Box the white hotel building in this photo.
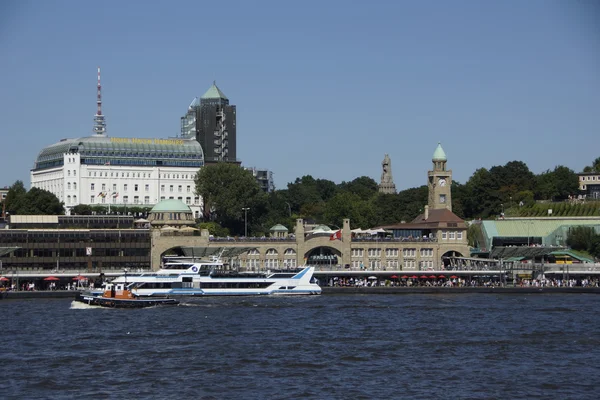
[31,135,205,217]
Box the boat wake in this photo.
[70,300,102,309]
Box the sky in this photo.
[1,0,599,191]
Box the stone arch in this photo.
[265,248,279,269]
[303,245,342,267]
[283,248,297,269]
[441,250,465,268]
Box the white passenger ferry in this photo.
[109,258,322,296]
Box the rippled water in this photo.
[1,294,599,399]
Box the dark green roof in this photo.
[34,136,204,170]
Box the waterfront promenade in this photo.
[3,286,600,300]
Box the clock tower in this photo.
[427,142,452,211]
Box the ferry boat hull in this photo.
[109,264,322,297]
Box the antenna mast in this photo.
[93,66,106,135]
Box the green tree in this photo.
[395,186,429,222]
[463,168,497,218]
[566,226,600,258]
[582,157,600,173]
[286,175,324,215]
[338,176,378,199]
[72,204,93,215]
[194,163,263,234]
[5,182,64,215]
[21,187,64,215]
[198,221,230,237]
[4,180,27,215]
[535,166,579,201]
[323,191,376,229]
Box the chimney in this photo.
[424,205,429,220]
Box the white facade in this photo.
[31,136,205,218]
[32,155,203,217]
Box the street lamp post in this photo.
[242,207,250,237]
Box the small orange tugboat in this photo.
[75,283,179,308]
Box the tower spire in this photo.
[93,66,107,135]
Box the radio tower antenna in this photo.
[93,66,107,135]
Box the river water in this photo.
[1,294,599,399]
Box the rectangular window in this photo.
[187,185,191,193]
[194,197,199,204]
[185,197,191,205]
[160,196,165,200]
[351,248,364,257]
[124,184,128,192]
[112,184,117,191]
[457,232,463,240]
[101,183,106,191]
[441,231,447,240]
[403,248,416,257]
[134,196,139,204]
[145,184,150,192]
[169,185,174,192]
[178,185,182,193]
[385,248,399,257]
[123,196,128,204]
[161,185,165,192]
[90,183,95,191]
[144,196,150,204]
[90,196,95,204]
[134,184,139,192]
[420,248,433,257]
[449,232,456,240]
[367,248,381,257]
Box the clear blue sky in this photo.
[1,0,598,191]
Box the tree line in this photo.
[2,157,598,238]
[194,158,597,237]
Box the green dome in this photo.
[270,224,289,232]
[432,142,447,161]
[150,199,192,213]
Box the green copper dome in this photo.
[432,142,447,161]
[150,199,192,213]
[270,224,289,232]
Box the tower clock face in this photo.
[438,178,446,187]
